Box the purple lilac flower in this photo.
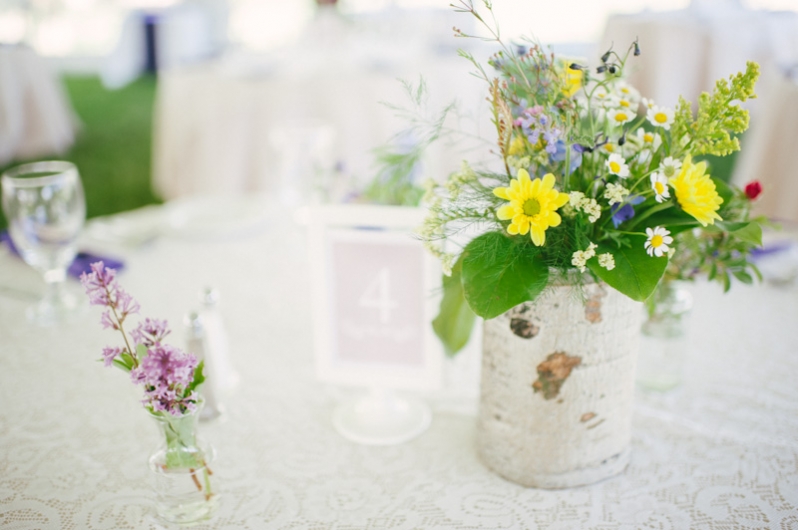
[102,346,124,367]
[82,261,201,418]
[131,318,170,347]
[611,195,645,227]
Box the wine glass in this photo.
[1,161,86,325]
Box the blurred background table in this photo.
[0,199,796,529]
[0,44,76,166]
[151,53,486,201]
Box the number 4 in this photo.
[359,268,398,323]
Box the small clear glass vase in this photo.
[148,403,218,524]
[637,282,693,391]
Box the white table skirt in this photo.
[0,45,76,166]
[600,8,798,109]
[0,201,796,529]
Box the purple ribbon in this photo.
[1,231,125,278]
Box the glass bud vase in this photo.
[637,282,693,391]
[148,402,218,524]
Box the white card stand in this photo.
[308,205,444,446]
[332,387,431,446]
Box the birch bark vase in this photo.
[477,280,642,488]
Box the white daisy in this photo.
[647,105,674,130]
[641,97,656,110]
[609,108,634,126]
[601,142,618,155]
[635,128,662,151]
[598,253,615,270]
[645,226,673,257]
[650,172,670,203]
[616,82,641,103]
[605,153,630,178]
[604,182,630,205]
[659,156,682,178]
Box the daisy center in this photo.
[655,182,665,194]
[609,161,621,173]
[650,234,664,248]
[654,112,668,124]
[523,198,541,216]
[663,166,675,177]
[644,133,654,143]
[604,144,614,153]
[619,100,630,108]
[614,112,628,122]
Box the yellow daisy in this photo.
[494,169,570,246]
[669,155,723,226]
[562,67,583,98]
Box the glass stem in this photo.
[42,269,66,307]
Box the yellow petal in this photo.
[497,205,515,220]
[541,173,556,191]
[553,192,570,208]
[507,222,520,235]
[493,187,509,200]
[518,218,530,235]
[530,226,546,246]
[517,168,530,184]
[529,178,541,197]
[547,211,562,227]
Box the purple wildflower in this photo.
[611,195,645,227]
[102,346,124,367]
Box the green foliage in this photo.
[432,255,477,356]
[0,75,160,230]
[186,361,206,395]
[672,62,760,157]
[362,78,455,206]
[587,236,668,301]
[461,232,549,318]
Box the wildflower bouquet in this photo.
[421,1,763,354]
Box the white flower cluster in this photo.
[598,253,615,270]
[603,182,630,206]
[568,191,602,223]
[572,243,616,273]
[417,210,455,276]
[445,161,477,199]
[571,242,598,273]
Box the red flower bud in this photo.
[744,180,762,200]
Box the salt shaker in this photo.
[185,312,223,421]
[199,287,239,389]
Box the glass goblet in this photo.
[1,161,86,325]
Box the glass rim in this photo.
[1,161,78,188]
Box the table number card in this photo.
[309,205,443,392]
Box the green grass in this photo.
[0,75,159,230]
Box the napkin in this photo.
[0,231,125,278]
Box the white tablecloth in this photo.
[600,8,798,108]
[151,51,489,201]
[0,201,797,529]
[0,45,76,166]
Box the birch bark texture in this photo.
[477,281,643,488]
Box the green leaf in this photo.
[713,177,734,206]
[717,221,763,246]
[186,360,205,395]
[587,235,669,302]
[432,255,477,357]
[136,343,148,360]
[636,207,698,235]
[112,358,131,372]
[732,269,754,284]
[461,232,549,319]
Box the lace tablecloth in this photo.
[0,204,797,529]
